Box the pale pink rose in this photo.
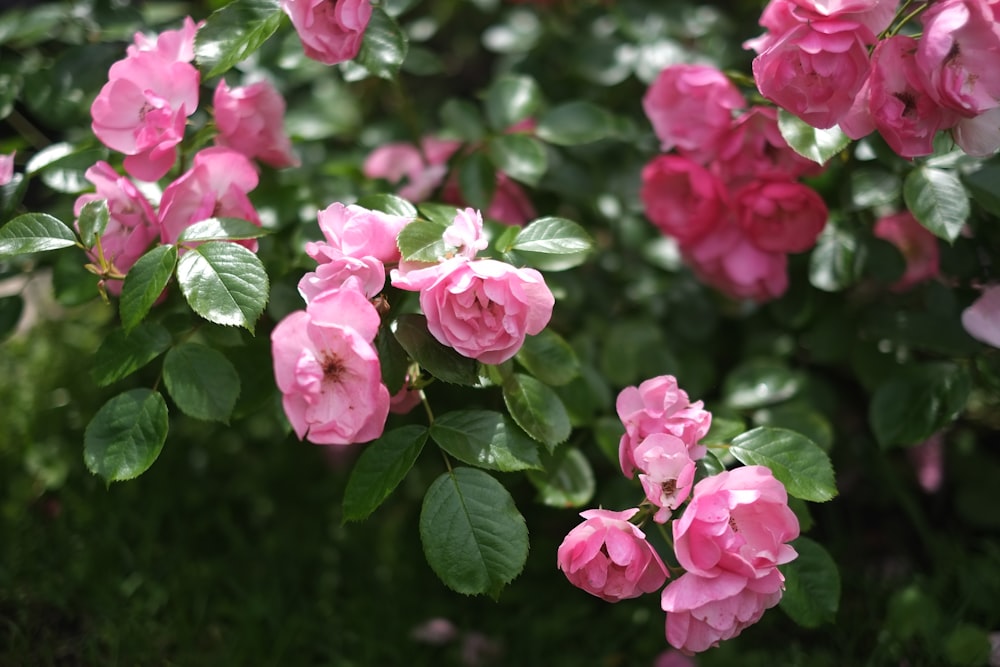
[953,106,1000,157]
[391,256,554,365]
[443,207,488,260]
[556,508,669,603]
[752,19,872,129]
[633,434,697,523]
[673,466,799,579]
[962,284,1000,348]
[298,253,386,302]
[91,51,200,181]
[640,155,729,245]
[127,16,200,63]
[0,151,14,186]
[734,179,828,253]
[617,375,712,478]
[213,80,299,169]
[662,569,785,655]
[642,64,746,160]
[271,287,390,445]
[309,202,411,264]
[873,211,940,291]
[715,107,822,187]
[281,0,372,65]
[682,221,789,302]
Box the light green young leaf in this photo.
[396,219,450,263]
[76,199,109,247]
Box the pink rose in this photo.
[673,466,799,579]
[298,253,386,303]
[908,432,945,494]
[391,256,554,365]
[640,155,729,245]
[308,202,411,265]
[73,162,160,291]
[751,19,872,129]
[271,287,390,445]
[0,151,14,186]
[617,375,711,478]
[556,508,669,603]
[682,221,789,302]
[642,64,746,161]
[389,378,423,415]
[158,147,261,246]
[633,434,697,524]
[661,569,785,655]
[127,16,200,63]
[715,107,822,187]
[281,0,372,65]
[213,80,299,169]
[961,285,1000,348]
[485,173,537,226]
[443,207,488,260]
[747,0,894,52]
[872,211,940,291]
[734,179,828,253]
[952,106,1000,157]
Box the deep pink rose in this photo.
[281,0,372,65]
[747,0,894,52]
[0,151,14,186]
[715,107,822,186]
[682,221,789,302]
[271,287,390,445]
[158,147,261,246]
[642,64,746,160]
[640,155,729,245]
[962,285,1000,348]
[872,211,940,291]
[298,253,386,303]
[633,434,697,524]
[617,375,711,478]
[661,569,785,655]
[213,79,299,169]
[673,466,799,579]
[734,179,828,253]
[557,508,669,603]
[127,16,200,63]
[391,256,554,365]
[308,202,411,265]
[752,19,872,129]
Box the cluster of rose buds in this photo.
[748,0,1000,158]
[557,375,800,654]
[640,64,828,303]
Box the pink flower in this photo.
[640,155,729,245]
[390,256,554,365]
[751,19,872,129]
[673,466,799,579]
[308,202,411,265]
[0,151,14,186]
[127,16,200,63]
[298,253,386,302]
[633,434,697,523]
[557,508,669,603]
[952,106,1000,157]
[908,432,945,494]
[734,179,828,253]
[617,375,712,478]
[962,285,1000,348]
[73,162,160,291]
[642,64,746,161]
[715,107,822,187]
[443,207,488,259]
[872,211,940,291]
[661,569,785,655]
[652,649,697,667]
[158,147,261,246]
[271,287,390,445]
[682,221,789,302]
[389,379,423,415]
[213,80,299,169]
[281,0,372,66]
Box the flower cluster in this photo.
[640,64,828,303]
[748,0,1000,158]
[557,375,800,655]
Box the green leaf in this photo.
[502,372,571,451]
[962,164,1000,217]
[512,216,593,255]
[91,322,172,387]
[176,242,269,333]
[375,327,409,394]
[119,245,177,334]
[702,414,747,447]
[488,134,546,186]
[870,362,971,448]
[903,166,970,243]
[162,343,240,423]
[754,403,834,451]
[440,98,485,142]
[722,359,803,410]
[395,219,449,263]
[419,467,528,597]
[526,447,595,508]
[84,388,169,482]
[343,425,428,522]
[31,147,107,194]
[194,0,283,78]
[354,6,408,79]
[391,314,479,386]
[536,101,617,146]
[76,199,109,247]
[0,294,23,339]
[484,74,542,131]
[356,193,418,219]
[809,222,865,292]
[779,109,850,164]
[178,218,267,243]
[0,213,77,257]
[457,151,496,213]
[515,329,579,386]
[729,427,837,502]
[779,537,840,627]
[430,410,542,472]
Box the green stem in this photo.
[4,108,51,149]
